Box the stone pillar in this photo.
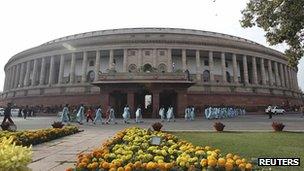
[138,49,143,68]
[101,91,110,112]
[9,67,14,89]
[4,70,8,91]
[94,50,101,82]
[284,65,289,88]
[69,53,76,84]
[290,69,295,90]
[182,49,186,71]
[81,51,88,83]
[31,59,38,86]
[123,49,127,72]
[39,57,46,85]
[243,55,249,84]
[209,51,215,82]
[24,61,31,87]
[152,91,160,118]
[6,68,10,90]
[10,67,15,89]
[109,49,114,69]
[127,92,135,115]
[58,55,65,85]
[153,49,157,68]
[11,65,17,89]
[294,70,299,90]
[268,60,274,86]
[221,52,227,83]
[274,62,280,86]
[232,54,238,83]
[177,90,187,117]
[49,56,55,85]
[252,56,258,84]
[195,50,201,81]
[167,49,172,72]
[14,64,21,88]
[19,62,25,87]
[279,63,285,87]
[260,58,266,85]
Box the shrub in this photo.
[151,122,163,131]
[52,121,64,128]
[213,122,225,132]
[272,122,285,131]
[0,136,32,170]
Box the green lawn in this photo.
[172,131,304,171]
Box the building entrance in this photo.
[109,91,127,118]
[134,89,153,118]
[160,90,177,113]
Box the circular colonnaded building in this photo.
[1,28,303,117]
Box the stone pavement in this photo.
[1,114,303,170]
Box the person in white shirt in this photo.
[159,106,165,122]
[135,105,143,123]
[93,105,103,124]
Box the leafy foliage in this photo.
[240,0,304,67]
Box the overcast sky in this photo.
[0,0,303,91]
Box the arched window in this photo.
[226,71,231,83]
[143,64,153,73]
[158,63,167,73]
[128,64,137,73]
[89,60,94,66]
[203,70,210,82]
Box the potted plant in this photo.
[52,121,64,128]
[213,122,225,132]
[272,122,285,131]
[152,122,163,131]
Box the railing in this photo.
[98,72,189,81]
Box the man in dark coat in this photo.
[1,103,15,125]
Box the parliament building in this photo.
[1,28,303,117]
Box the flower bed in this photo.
[0,126,80,146]
[0,136,32,171]
[69,127,253,171]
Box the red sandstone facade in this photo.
[1,28,303,117]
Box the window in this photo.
[204,60,209,66]
[145,51,150,56]
[225,62,229,68]
[128,64,137,73]
[128,50,136,56]
[89,60,94,66]
[159,51,165,56]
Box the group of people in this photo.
[204,106,246,119]
[60,104,248,124]
[60,104,148,125]
[184,106,196,121]
[158,106,175,122]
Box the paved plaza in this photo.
[1,114,304,170]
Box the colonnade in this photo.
[3,48,299,92]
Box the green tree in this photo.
[240,0,304,67]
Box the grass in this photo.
[172,131,304,171]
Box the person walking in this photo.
[159,106,165,122]
[190,106,195,121]
[86,107,94,123]
[61,104,70,123]
[122,105,130,124]
[184,106,190,121]
[106,105,117,124]
[76,104,85,124]
[166,106,175,122]
[135,105,142,123]
[23,105,29,119]
[93,105,103,124]
[1,103,15,126]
